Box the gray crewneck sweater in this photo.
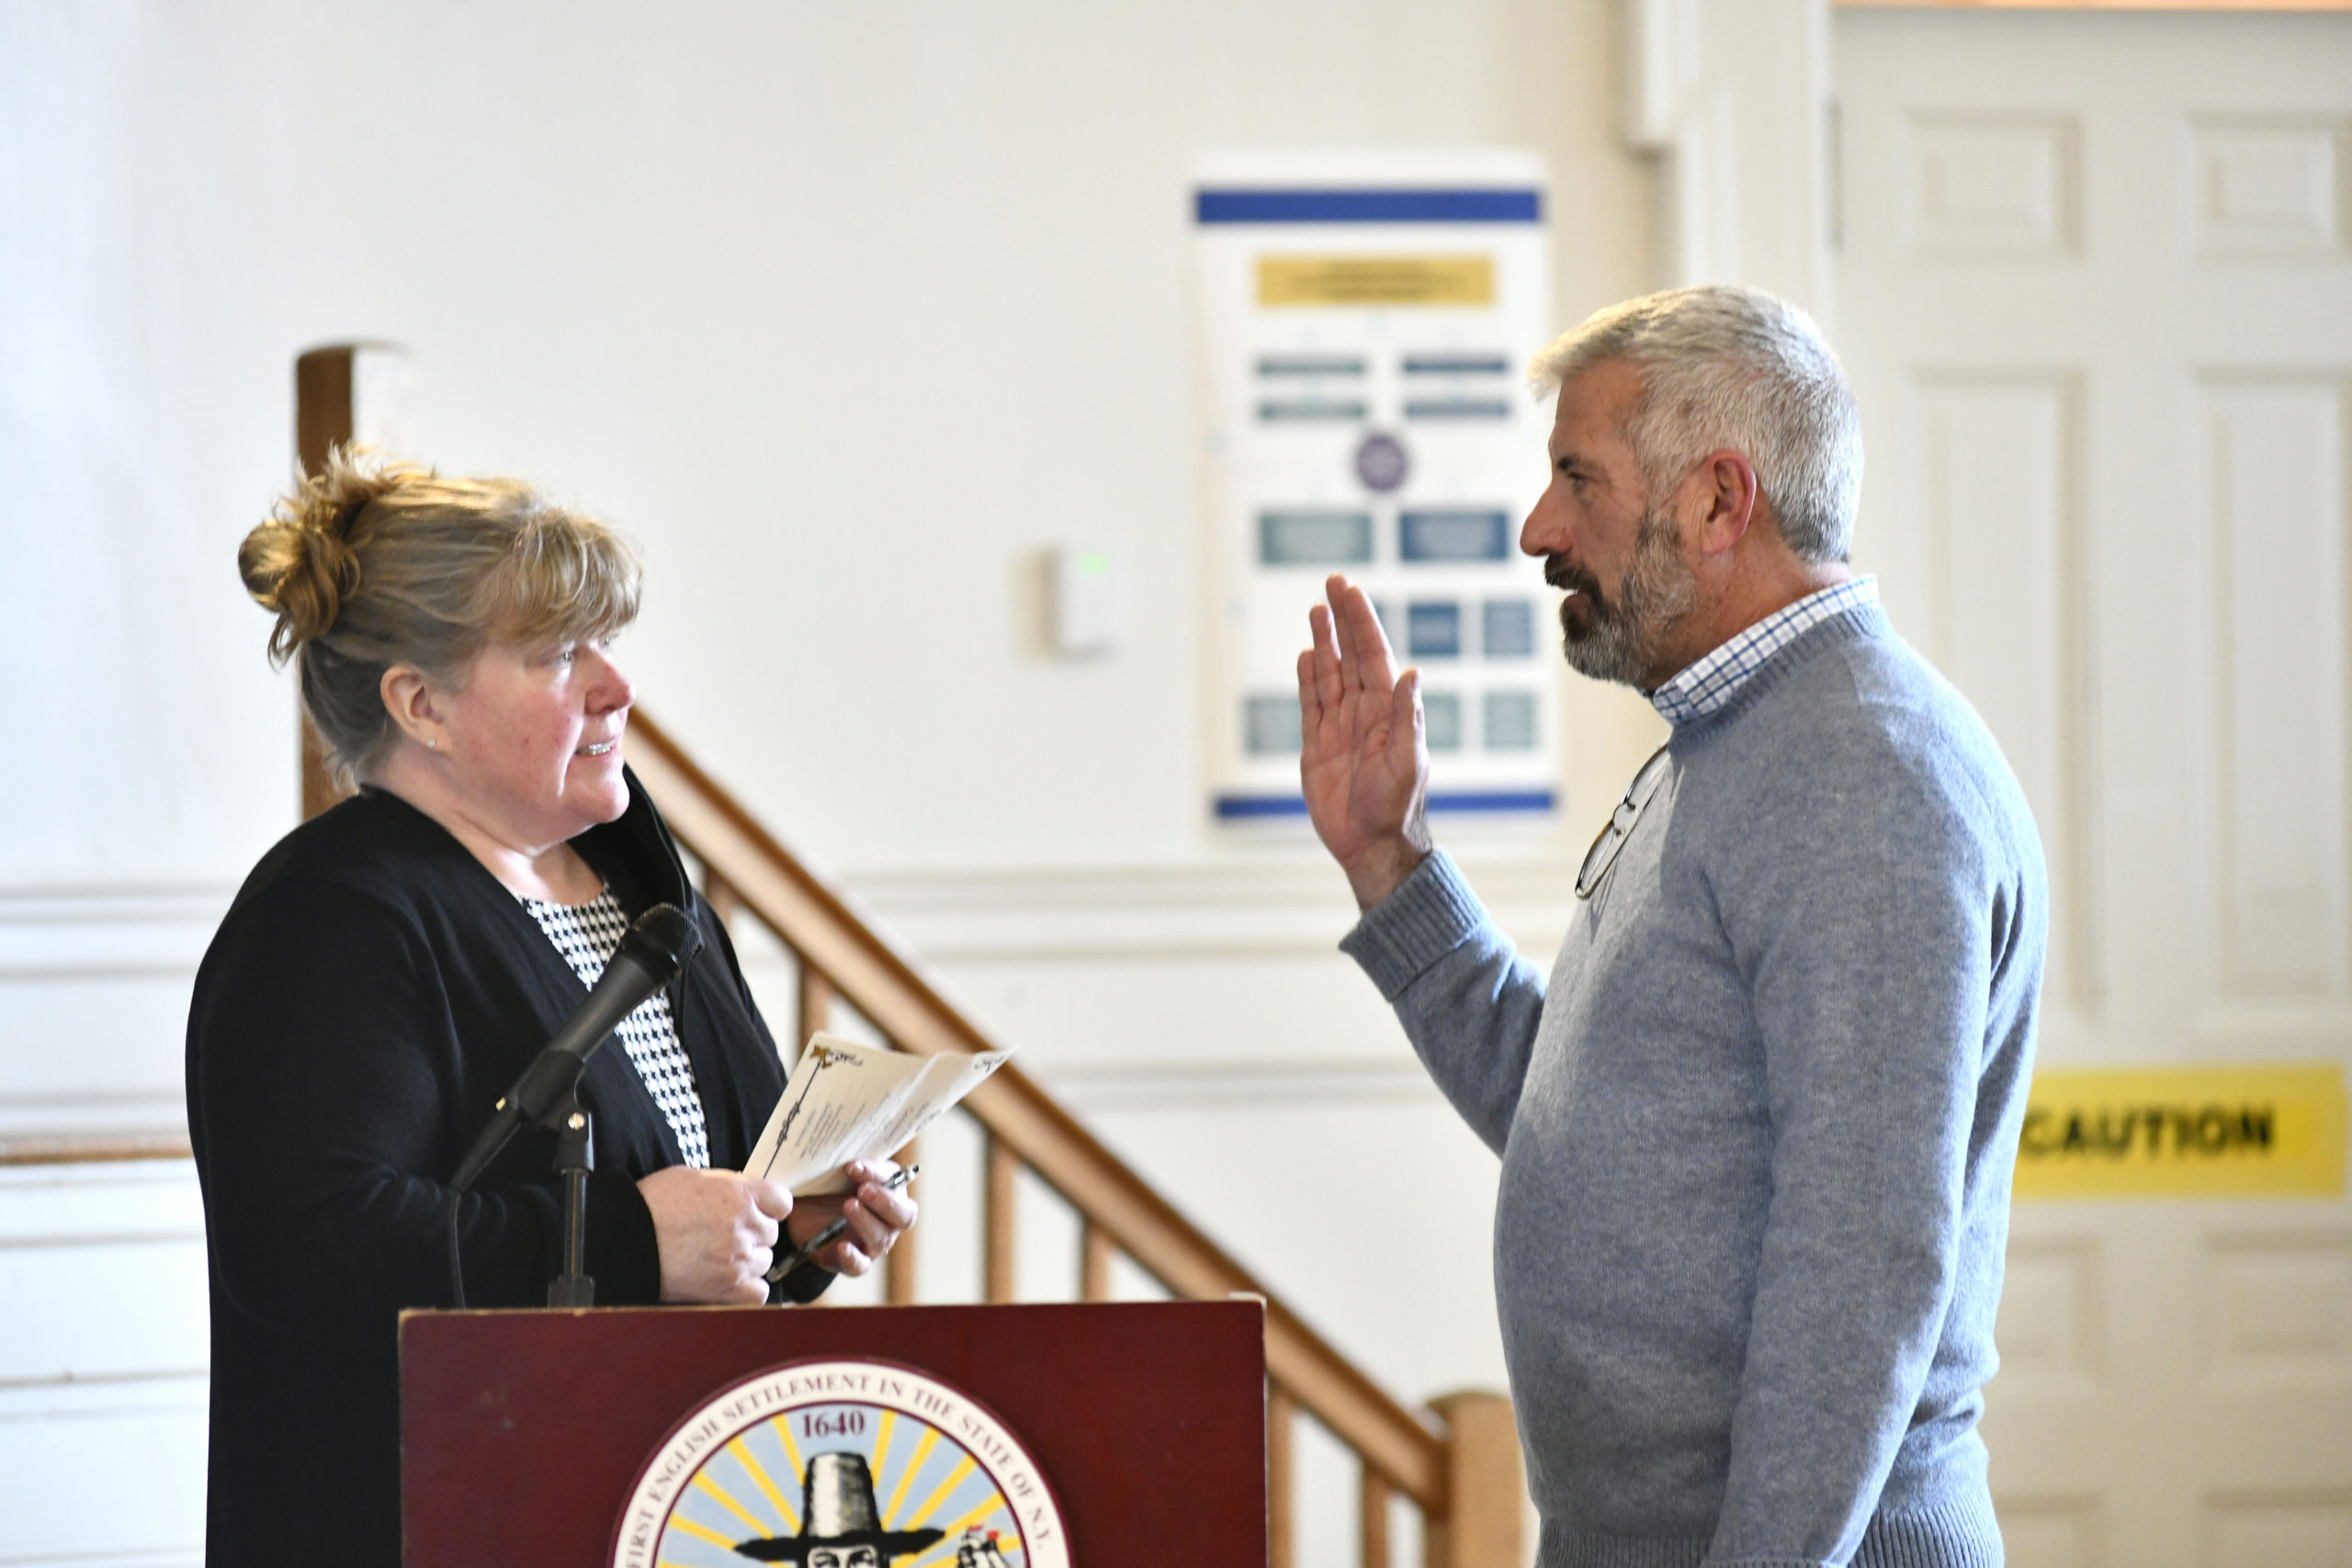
[1343,605,2045,1568]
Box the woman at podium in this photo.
[187,447,917,1568]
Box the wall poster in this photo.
[1193,150,1557,822]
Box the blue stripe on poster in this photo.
[1195,189,1543,225]
[1213,794,1313,819]
[1214,789,1555,818]
[1428,789,1555,813]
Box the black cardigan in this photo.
[186,770,817,1567]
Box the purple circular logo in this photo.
[1353,432,1409,493]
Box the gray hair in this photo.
[1529,285,1863,563]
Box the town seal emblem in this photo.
[611,1358,1068,1568]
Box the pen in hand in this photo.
[765,1165,919,1283]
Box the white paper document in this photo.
[745,1032,1014,1194]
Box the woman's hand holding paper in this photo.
[786,1159,918,1278]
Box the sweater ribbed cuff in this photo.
[1844,1492,2004,1568]
[1542,1529,1708,1568]
[1537,1487,2001,1568]
[1337,849,1489,1000]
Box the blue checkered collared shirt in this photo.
[1648,576,1882,726]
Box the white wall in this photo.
[3,0,1661,891]
[2,3,1668,1561]
[0,0,1670,1102]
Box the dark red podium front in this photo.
[401,1299,1267,1566]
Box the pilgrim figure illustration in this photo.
[731,1452,946,1565]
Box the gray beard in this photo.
[1556,507,1697,688]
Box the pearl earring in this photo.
[426,738,438,750]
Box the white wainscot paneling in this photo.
[2190,119,2347,260]
[0,1159,209,1567]
[2205,1490,2352,1568]
[1080,1095,1512,1400]
[1996,1495,2102,1568]
[837,856,1575,968]
[0,886,230,1137]
[1996,1235,2101,1393]
[2200,1232,2352,1392]
[2197,379,2351,1020]
[1906,113,2080,259]
[825,854,1573,1092]
[1914,375,2096,1018]
[803,857,1564,1409]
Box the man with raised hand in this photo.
[1300,285,2046,1568]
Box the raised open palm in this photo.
[1297,574,1432,908]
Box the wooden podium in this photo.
[401,1299,1267,1565]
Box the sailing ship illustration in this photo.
[954,1528,1014,1567]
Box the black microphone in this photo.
[447,902,703,1193]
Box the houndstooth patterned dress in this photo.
[517,888,711,1168]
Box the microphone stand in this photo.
[441,902,700,1312]
[547,1093,596,1307]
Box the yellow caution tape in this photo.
[2013,1063,2347,1200]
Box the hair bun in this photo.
[238,445,424,663]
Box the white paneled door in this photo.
[1836,11,2352,1564]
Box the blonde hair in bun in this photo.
[239,445,642,785]
[240,449,415,663]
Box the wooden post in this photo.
[702,869,742,931]
[796,963,834,1049]
[292,346,355,822]
[883,1139,920,1305]
[1268,1383,1296,1568]
[1423,1391,1523,1568]
[1361,1467,1392,1568]
[983,1134,1020,1303]
[290,342,414,821]
[295,346,356,476]
[1079,1221,1115,1302]
[789,960,847,1304]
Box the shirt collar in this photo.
[1648,576,1881,726]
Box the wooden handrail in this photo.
[624,710,1456,1512]
[0,1131,194,1166]
[270,340,1516,1562]
[5,706,1512,1551]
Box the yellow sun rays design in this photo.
[882,1425,943,1527]
[726,1435,800,1534]
[905,1454,978,1528]
[665,1400,1028,1568]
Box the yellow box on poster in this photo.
[2012,1063,2347,1200]
[1255,254,1495,308]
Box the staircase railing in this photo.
[625,710,1524,1568]
[268,344,1523,1562]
